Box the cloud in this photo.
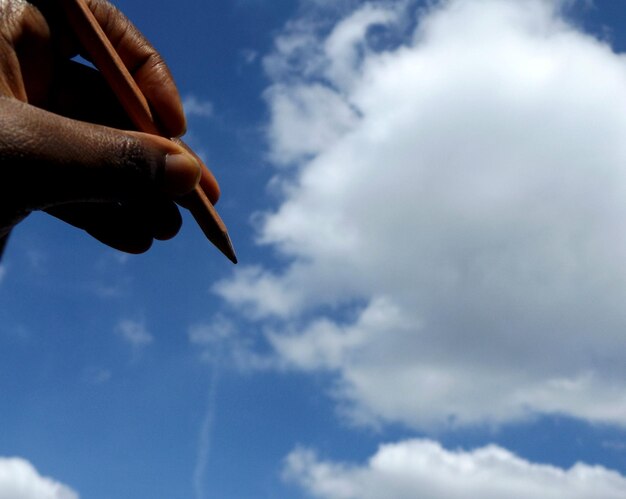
[26,249,48,273]
[116,319,153,348]
[240,49,259,65]
[0,457,78,499]
[283,439,626,499]
[188,316,266,499]
[189,315,237,346]
[183,95,214,119]
[216,0,626,428]
[192,359,220,499]
[189,315,275,371]
[81,367,112,384]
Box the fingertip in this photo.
[86,227,154,254]
[164,151,202,196]
[171,138,220,204]
[150,197,183,241]
[199,169,221,204]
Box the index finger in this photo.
[81,0,187,138]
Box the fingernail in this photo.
[165,152,201,196]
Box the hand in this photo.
[0,0,219,254]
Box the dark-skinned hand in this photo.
[0,0,220,255]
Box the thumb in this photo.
[0,96,201,211]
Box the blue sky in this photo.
[6,0,626,498]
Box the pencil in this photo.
[60,0,237,264]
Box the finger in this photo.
[82,0,186,137]
[30,0,186,137]
[5,2,53,105]
[44,62,222,206]
[47,196,183,253]
[48,202,153,254]
[48,196,183,242]
[29,0,185,137]
[0,96,201,211]
[172,138,221,205]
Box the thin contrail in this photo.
[193,358,220,499]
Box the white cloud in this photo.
[183,95,214,118]
[189,315,275,371]
[216,0,626,428]
[216,266,305,318]
[189,314,237,346]
[284,439,626,499]
[0,457,78,499]
[189,315,236,365]
[116,319,153,348]
[323,4,402,89]
[265,83,360,165]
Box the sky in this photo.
[6,0,626,497]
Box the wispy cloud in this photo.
[189,315,236,350]
[26,249,48,274]
[0,457,79,499]
[193,360,220,499]
[189,315,275,371]
[188,315,281,498]
[116,319,153,348]
[82,367,113,385]
[92,284,126,299]
[240,48,259,65]
[189,317,238,499]
[183,95,215,119]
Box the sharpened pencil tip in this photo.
[211,225,237,264]
[202,222,237,264]
[180,185,237,265]
[222,234,238,264]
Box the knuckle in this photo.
[112,134,157,188]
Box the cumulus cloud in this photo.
[116,319,153,348]
[0,458,78,499]
[284,439,626,499]
[216,0,626,429]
